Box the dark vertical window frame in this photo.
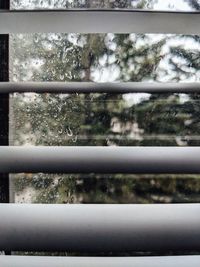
[0,0,11,256]
[0,0,10,204]
[0,36,9,204]
[0,0,9,9]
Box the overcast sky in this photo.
[154,0,193,10]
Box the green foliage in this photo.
[10,0,200,207]
[11,31,200,205]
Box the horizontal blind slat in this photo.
[0,11,199,34]
[0,146,200,174]
[1,255,200,267]
[0,204,200,252]
[0,82,199,93]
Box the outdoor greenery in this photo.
[11,0,200,11]
[9,0,200,206]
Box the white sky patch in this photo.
[123,93,151,106]
[91,65,121,82]
[179,93,190,103]
[154,0,192,11]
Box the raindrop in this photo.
[60,74,65,80]
[34,35,39,43]
[72,135,77,143]
[66,126,73,137]
[48,98,53,104]
[58,128,63,134]
[106,138,110,145]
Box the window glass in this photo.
[11,0,200,11]
[10,34,200,83]
[9,33,200,206]
[10,33,200,146]
[12,173,200,204]
[3,0,200,256]
[9,92,200,147]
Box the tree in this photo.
[10,0,200,205]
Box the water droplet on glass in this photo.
[58,128,63,134]
[72,135,77,143]
[60,74,65,80]
[34,35,39,43]
[66,126,73,137]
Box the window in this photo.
[1,0,200,259]
[8,30,200,205]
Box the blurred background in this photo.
[8,0,200,207]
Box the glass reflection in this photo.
[11,0,200,11]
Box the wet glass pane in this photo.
[9,33,200,146]
[9,92,200,146]
[11,174,200,204]
[9,32,200,208]
[11,0,200,11]
[10,34,200,83]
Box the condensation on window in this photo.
[11,0,200,11]
[12,173,200,204]
[9,32,200,205]
[9,92,200,147]
[9,33,200,146]
[10,33,200,83]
